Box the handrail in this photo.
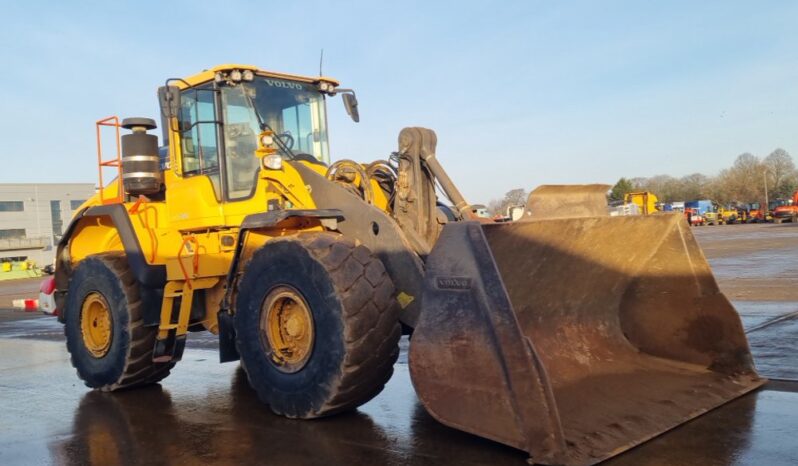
[177,236,200,289]
[96,116,124,204]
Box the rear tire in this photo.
[234,232,400,418]
[65,253,173,390]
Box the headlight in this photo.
[230,70,242,82]
[242,70,254,81]
[260,134,274,147]
[262,154,283,170]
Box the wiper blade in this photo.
[244,92,296,159]
[262,122,295,159]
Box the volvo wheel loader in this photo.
[56,64,764,465]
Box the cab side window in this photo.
[179,86,222,199]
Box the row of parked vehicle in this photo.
[622,191,798,226]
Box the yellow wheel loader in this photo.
[55,64,764,466]
[623,191,659,215]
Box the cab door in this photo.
[215,85,271,225]
[166,85,225,231]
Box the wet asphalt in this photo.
[1,222,798,465]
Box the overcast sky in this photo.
[1,0,796,203]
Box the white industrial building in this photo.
[0,183,96,265]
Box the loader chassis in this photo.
[58,64,764,466]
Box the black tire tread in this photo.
[239,232,401,418]
[301,233,401,416]
[66,253,174,391]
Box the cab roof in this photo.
[178,64,340,88]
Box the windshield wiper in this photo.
[244,93,296,159]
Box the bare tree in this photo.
[487,188,528,216]
[626,154,765,204]
[722,153,764,204]
[707,169,735,204]
[764,148,797,199]
[504,188,527,206]
[631,175,681,202]
[491,149,793,212]
[679,173,709,201]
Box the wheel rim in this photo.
[80,292,113,358]
[260,286,314,373]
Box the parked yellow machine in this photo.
[716,205,739,224]
[624,191,659,215]
[55,64,764,466]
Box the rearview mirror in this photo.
[158,85,181,119]
[341,92,360,123]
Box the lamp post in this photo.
[763,168,770,213]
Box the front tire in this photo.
[65,253,173,390]
[234,232,400,418]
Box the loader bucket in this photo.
[408,214,764,466]
[523,184,611,219]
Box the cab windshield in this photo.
[221,77,329,198]
[223,79,329,160]
[770,199,791,209]
[178,76,330,200]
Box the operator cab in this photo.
[158,65,358,202]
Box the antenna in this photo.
[319,49,324,76]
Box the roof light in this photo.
[317,81,336,94]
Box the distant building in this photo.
[0,183,95,265]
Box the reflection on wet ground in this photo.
[746,321,798,380]
[605,382,798,466]
[1,337,797,465]
[0,339,527,466]
[735,301,798,330]
[728,302,798,380]
[1,223,798,465]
